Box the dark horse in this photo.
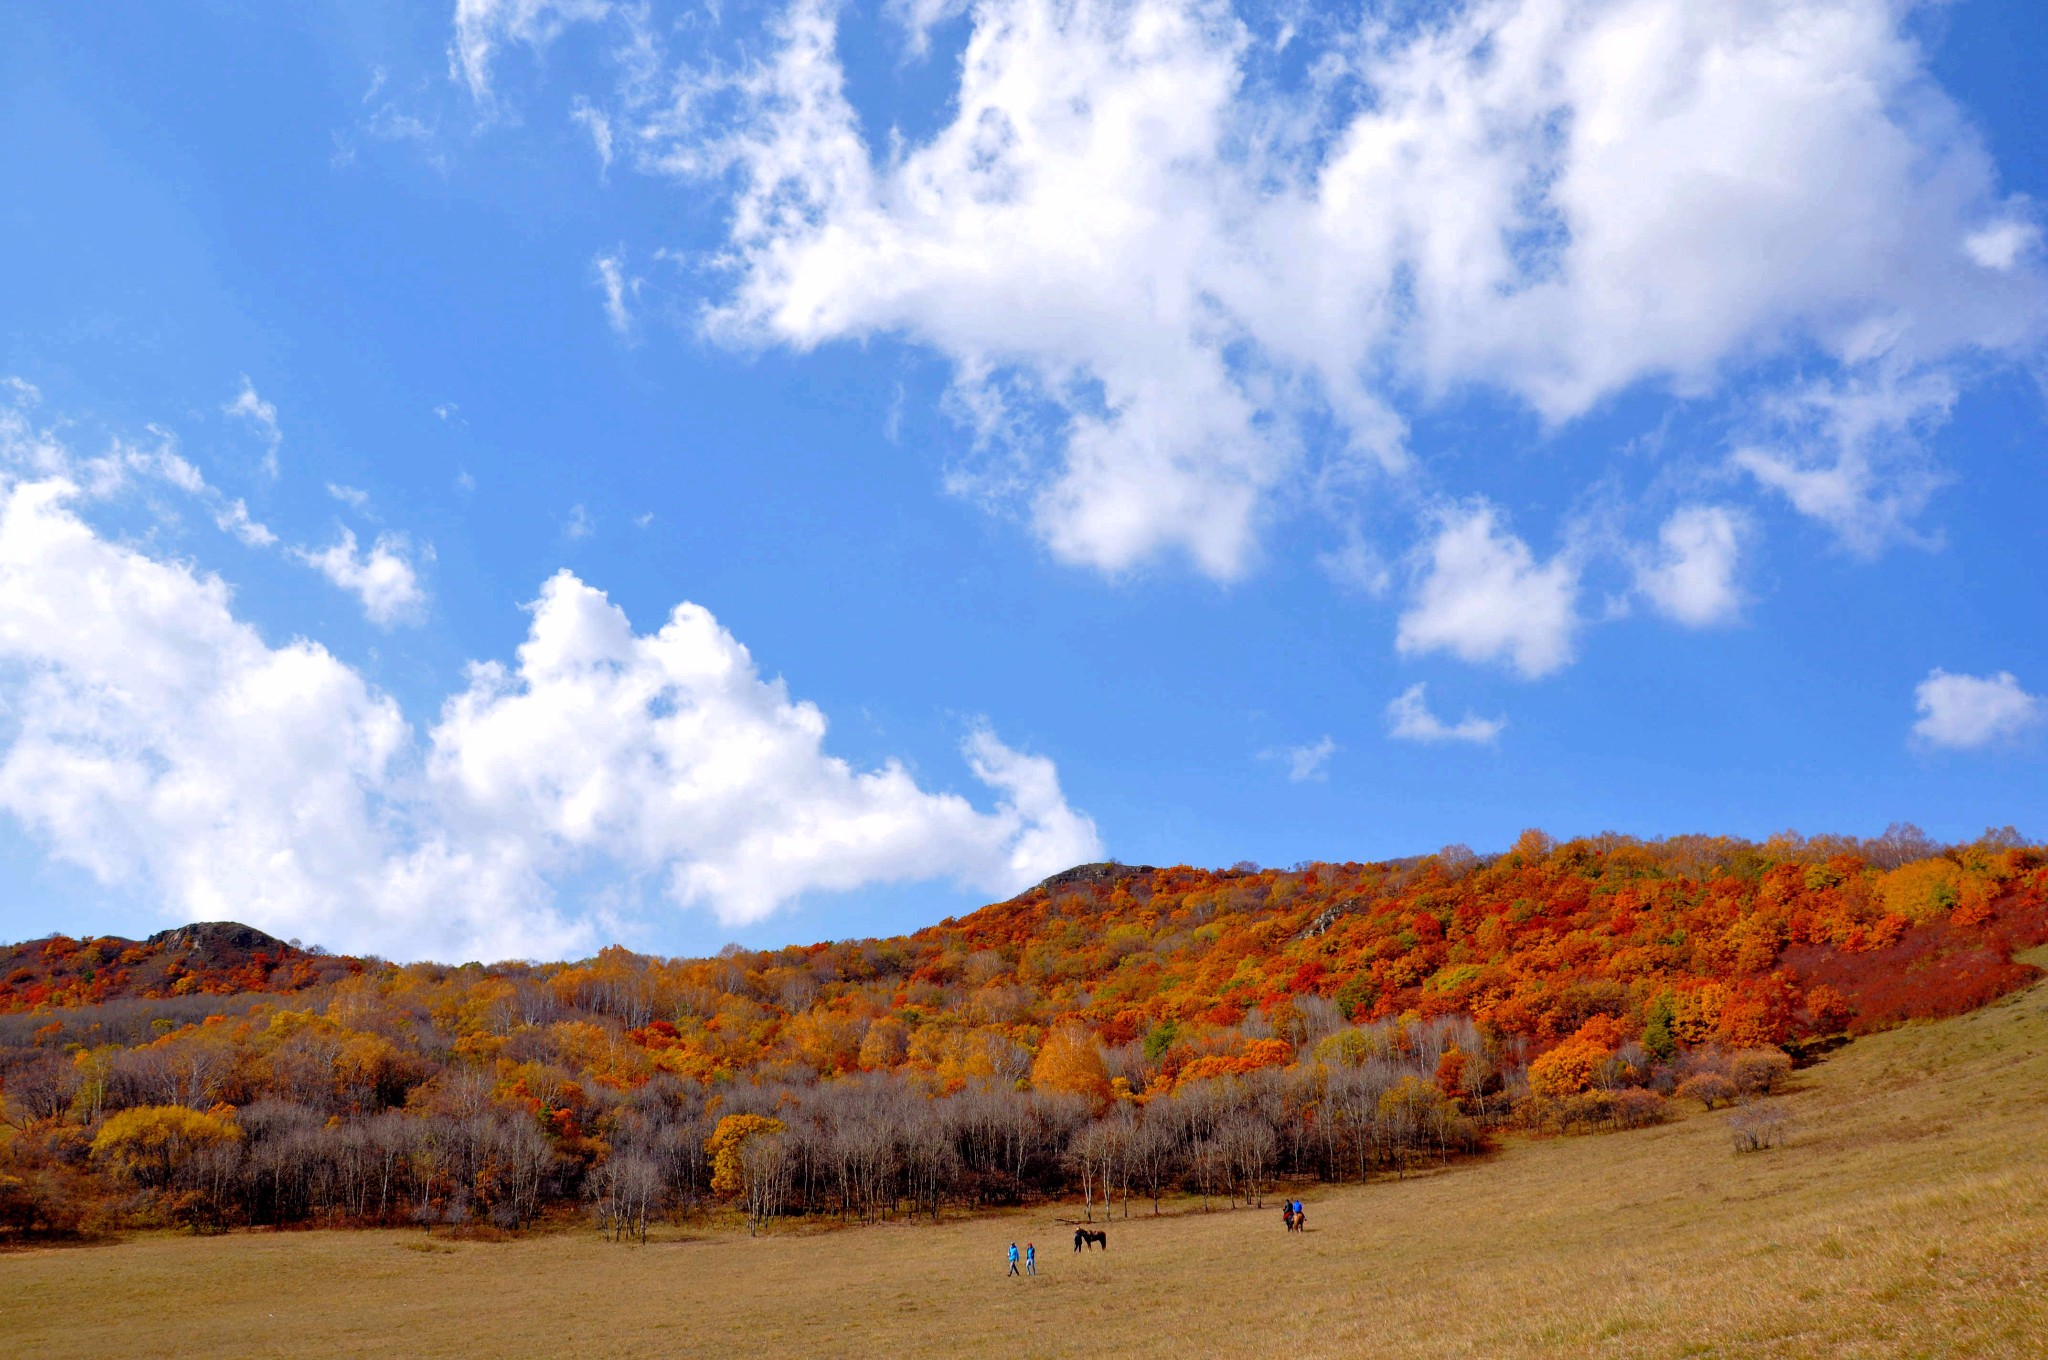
[1073,1228,1107,1252]
[1282,1205,1297,1232]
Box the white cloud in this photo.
[430,570,1100,924]
[297,528,430,628]
[1733,366,1954,555]
[1397,504,1578,678]
[565,503,594,539]
[1911,669,2042,751]
[0,474,553,962]
[451,0,611,100]
[1965,220,2040,272]
[570,95,614,171]
[1317,532,1392,598]
[1261,736,1336,782]
[5,386,277,549]
[595,251,637,334]
[213,499,278,549]
[223,376,282,479]
[1385,683,1505,746]
[0,423,1100,957]
[508,0,2045,581]
[1634,505,1743,627]
[327,482,371,510]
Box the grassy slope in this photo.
[6,964,2047,1360]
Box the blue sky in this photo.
[0,0,2041,961]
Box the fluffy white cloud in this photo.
[297,528,430,628]
[1385,684,1505,746]
[1965,220,2040,273]
[1911,669,2042,751]
[0,457,1099,958]
[1634,505,1743,627]
[223,375,282,479]
[0,474,550,961]
[429,569,1102,924]
[1397,504,1578,678]
[495,0,2044,580]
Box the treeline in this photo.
[3,1011,1491,1237]
[2,1006,1781,1241]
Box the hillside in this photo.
[0,922,357,1015]
[5,947,2045,1359]
[2,827,2044,1240]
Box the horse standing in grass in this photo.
[1282,1205,1296,1232]
[1074,1228,1107,1252]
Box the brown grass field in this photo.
[7,959,2048,1359]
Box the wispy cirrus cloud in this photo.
[1261,736,1336,783]
[224,375,282,478]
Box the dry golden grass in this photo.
[7,967,2048,1360]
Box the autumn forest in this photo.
[2,825,2044,1243]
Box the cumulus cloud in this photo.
[1397,504,1578,678]
[1911,669,2042,751]
[1385,684,1505,746]
[1634,505,1743,627]
[297,528,430,628]
[487,0,2044,581]
[429,569,1101,923]
[223,376,282,478]
[0,474,544,961]
[0,451,1099,958]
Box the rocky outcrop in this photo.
[144,922,295,963]
[1032,862,1158,894]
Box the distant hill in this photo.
[2,829,2045,1241]
[0,921,361,1014]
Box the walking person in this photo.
[1026,1242,1037,1276]
[1008,1242,1021,1276]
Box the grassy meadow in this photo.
[6,962,2047,1360]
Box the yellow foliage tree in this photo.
[1031,1024,1112,1111]
[1526,1014,1633,1098]
[1878,859,1961,923]
[91,1105,240,1189]
[857,1016,910,1071]
[705,1113,786,1199]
